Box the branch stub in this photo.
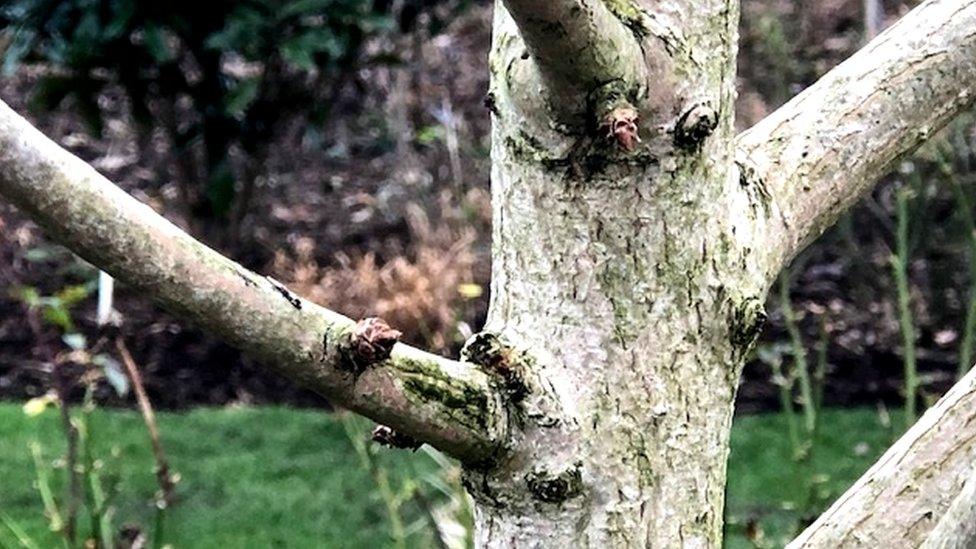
[341,317,402,373]
[462,332,530,402]
[525,465,584,504]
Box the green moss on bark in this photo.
[728,295,767,349]
[601,0,649,36]
[398,357,492,433]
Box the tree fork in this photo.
[477,0,743,545]
[2,0,976,545]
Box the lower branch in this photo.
[736,0,976,279]
[789,365,976,547]
[0,99,506,464]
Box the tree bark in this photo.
[475,0,976,545]
[496,0,647,113]
[737,0,976,279]
[474,0,745,546]
[920,467,976,549]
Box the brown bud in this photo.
[602,105,641,152]
[371,425,422,451]
[345,317,401,372]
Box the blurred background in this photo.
[0,0,973,547]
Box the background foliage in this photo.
[1,0,461,231]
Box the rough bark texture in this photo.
[789,366,976,548]
[474,0,746,546]
[498,0,646,105]
[737,0,976,278]
[0,100,507,464]
[920,468,976,549]
[474,0,976,545]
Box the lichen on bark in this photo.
[601,0,649,37]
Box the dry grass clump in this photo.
[274,190,489,353]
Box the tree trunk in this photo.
[469,2,754,545]
[469,0,976,544]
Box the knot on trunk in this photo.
[340,317,401,373]
[674,104,718,151]
[462,332,529,402]
[525,465,583,503]
[729,296,767,349]
[371,425,422,451]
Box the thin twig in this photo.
[891,187,919,427]
[780,274,817,437]
[54,364,80,546]
[940,151,976,378]
[115,338,176,508]
[78,386,115,549]
[341,415,407,549]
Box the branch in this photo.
[0,100,507,464]
[498,0,648,100]
[788,365,976,547]
[736,0,976,278]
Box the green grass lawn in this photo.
[0,403,897,548]
[724,409,896,547]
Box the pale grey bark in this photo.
[0,99,507,464]
[498,0,646,98]
[736,4,976,542]
[920,467,976,549]
[789,366,976,548]
[475,0,743,546]
[477,0,976,545]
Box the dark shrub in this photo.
[0,0,457,232]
